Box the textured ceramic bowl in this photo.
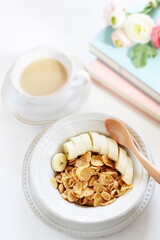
[29,113,150,232]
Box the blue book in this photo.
[90,9,160,103]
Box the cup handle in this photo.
[70,70,90,89]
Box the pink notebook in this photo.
[87,60,160,124]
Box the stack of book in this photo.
[88,26,160,124]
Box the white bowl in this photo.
[29,113,150,232]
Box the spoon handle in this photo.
[131,144,160,184]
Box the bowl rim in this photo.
[29,112,150,224]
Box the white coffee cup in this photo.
[9,46,90,109]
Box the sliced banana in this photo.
[63,141,78,160]
[70,136,87,155]
[99,134,109,155]
[115,147,128,174]
[108,138,118,161]
[80,133,92,152]
[89,132,101,153]
[122,157,133,185]
[51,153,67,172]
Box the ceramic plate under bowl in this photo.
[28,113,150,232]
[23,112,155,237]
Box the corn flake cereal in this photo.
[51,152,133,207]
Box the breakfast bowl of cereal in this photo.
[23,113,154,238]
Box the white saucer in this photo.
[1,57,91,125]
[22,113,155,238]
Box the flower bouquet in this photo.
[103,0,160,67]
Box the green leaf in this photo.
[141,2,154,15]
[129,43,158,68]
[140,0,160,15]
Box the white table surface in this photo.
[0,0,159,239]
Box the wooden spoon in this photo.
[105,118,160,184]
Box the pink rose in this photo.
[103,0,123,25]
[151,22,160,49]
[112,29,132,48]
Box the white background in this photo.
[0,0,159,240]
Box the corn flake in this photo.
[82,187,94,197]
[102,155,115,168]
[68,178,76,187]
[73,181,83,196]
[101,191,111,201]
[50,177,58,188]
[78,197,88,205]
[100,198,116,206]
[93,182,105,193]
[75,152,91,167]
[86,200,94,206]
[72,168,79,181]
[89,175,98,186]
[55,174,62,183]
[68,159,76,166]
[113,180,119,189]
[91,155,104,167]
[68,190,78,202]
[58,183,65,193]
[111,189,120,198]
[76,166,95,181]
[82,181,88,190]
[94,193,103,207]
[121,184,133,191]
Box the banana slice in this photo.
[115,147,128,174]
[80,133,92,152]
[63,141,78,160]
[99,134,109,155]
[108,138,118,161]
[70,136,87,155]
[89,132,101,153]
[51,153,67,172]
[122,157,133,185]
